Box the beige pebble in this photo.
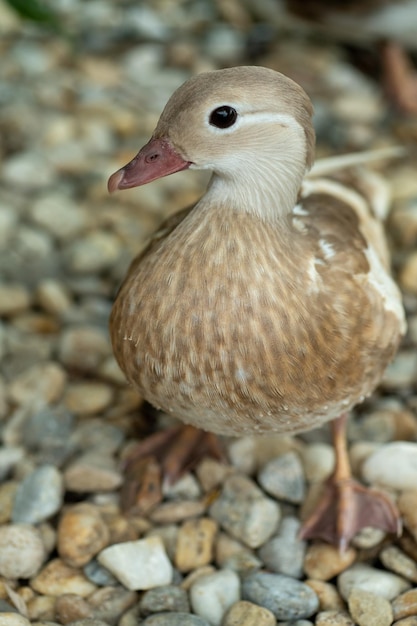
[348,588,393,626]
[315,610,355,625]
[400,251,417,295]
[30,558,97,597]
[0,524,46,579]
[0,614,31,626]
[398,490,417,543]
[305,579,345,612]
[223,600,276,626]
[57,503,110,568]
[55,593,93,623]
[195,458,231,492]
[380,545,417,584]
[0,284,31,316]
[175,517,218,573]
[63,381,113,415]
[0,481,18,524]
[36,279,72,315]
[8,361,66,406]
[304,543,356,581]
[393,617,417,625]
[26,594,56,621]
[392,588,417,621]
[301,443,335,483]
[58,326,110,372]
[64,453,123,492]
[150,500,206,524]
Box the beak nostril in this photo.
[146,153,160,163]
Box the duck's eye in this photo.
[209,106,238,129]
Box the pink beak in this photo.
[108,137,191,193]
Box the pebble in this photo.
[257,451,305,503]
[0,448,24,482]
[380,545,417,583]
[58,327,110,373]
[150,501,206,525]
[0,524,46,578]
[190,569,241,626]
[64,452,123,492]
[222,600,276,626]
[301,443,334,483]
[392,588,417,621]
[0,284,31,316]
[36,279,72,315]
[257,516,306,578]
[64,231,121,274]
[174,518,218,573]
[382,351,417,390]
[54,594,93,623]
[57,503,110,568]
[242,571,319,621]
[31,194,88,241]
[63,381,113,415]
[140,614,210,626]
[348,588,393,626]
[215,532,262,572]
[8,362,66,406]
[315,610,355,625]
[305,580,345,612]
[0,615,31,626]
[140,585,190,615]
[303,543,356,581]
[83,559,118,587]
[30,558,97,597]
[209,475,280,548]
[400,251,417,295]
[0,481,18,523]
[98,536,173,590]
[337,563,410,601]
[362,442,417,490]
[398,490,417,542]
[12,465,64,524]
[88,586,138,624]
[23,406,74,452]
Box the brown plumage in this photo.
[108,66,405,548]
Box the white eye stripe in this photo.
[205,108,302,134]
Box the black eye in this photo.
[209,106,238,129]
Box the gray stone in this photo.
[338,564,410,601]
[258,516,306,578]
[140,585,190,615]
[258,452,305,504]
[190,569,240,626]
[242,571,319,621]
[12,465,64,524]
[141,614,210,626]
[83,559,118,587]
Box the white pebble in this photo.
[98,536,173,590]
[190,569,241,626]
[338,564,410,601]
[362,442,417,490]
[0,524,46,578]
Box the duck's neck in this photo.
[203,151,307,222]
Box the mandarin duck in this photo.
[108,66,406,549]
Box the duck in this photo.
[108,66,406,549]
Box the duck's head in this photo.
[108,66,315,217]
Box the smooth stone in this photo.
[0,283,31,316]
[351,527,386,549]
[304,543,356,581]
[31,194,88,241]
[24,406,75,452]
[301,443,334,483]
[36,279,72,314]
[337,564,410,601]
[380,545,417,583]
[163,473,201,500]
[382,351,417,390]
[57,503,110,568]
[195,458,230,493]
[392,588,417,620]
[150,501,206,524]
[146,525,179,562]
[258,451,305,503]
[0,481,18,523]
[175,518,218,573]
[242,571,319,620]
[64,232,121,274]
[8,362,66,406]
[209,475,280,548]
[30,558,97,596]
[63,382,113,415]
[141,614,210,626]
[362,442,417,490]
[140,585,189,615]
[12,465,64,524]
[258,516,306,578]
[0,448,24,482]
[71,419,125,455]
[398,490,417,543]
[64,453,123,492]
[400,252,417,295]
[305,580,345,612]
[83,559,118,587]
[315,610,355,625]
[227,437,257,475]
[0,615,31,626]
[55,594,93,623]
[392,618,417,625]
[0,523,46,578]
[348,588,393,626]
[223,600,276,626]
[215,532,262,573]
[26,594,56,621]
[88,586,138,624]
[98,537,173,590]
[58,327,110,373]
[190,569,241,626]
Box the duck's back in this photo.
[110,169,404,436]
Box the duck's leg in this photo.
[120,423,225,513]
[381,41,417,115]
[300,413,401,551]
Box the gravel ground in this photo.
[1,1,417,625]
